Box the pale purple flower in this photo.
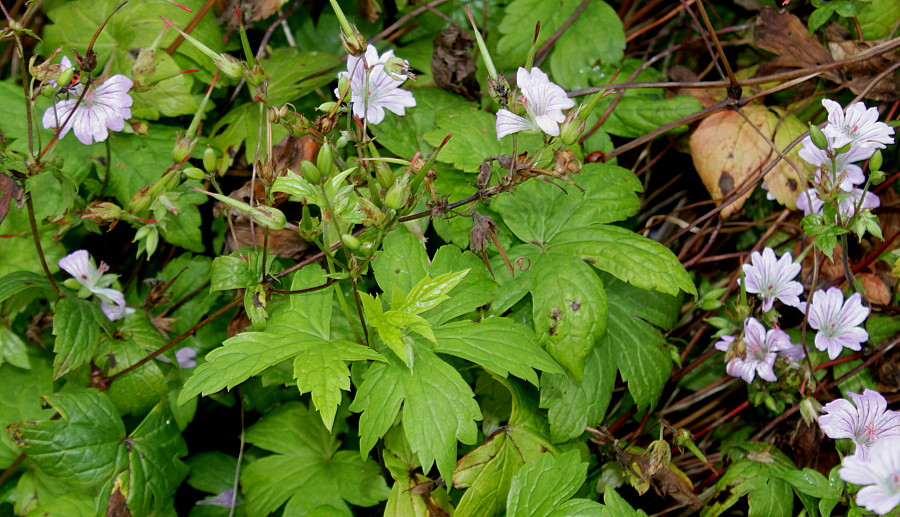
[796,188,880,219]
[798,135,870,191]
[336,45,416,125]
[819,390,900,460]
[840,436,900,515]
[718,317,793,383]
[49,56,84,96]
[175,347,197,369]
[779,342,807,367]
[740,247,803,311]
[42,74,133,145]
[58,250,131,321]
[196,489,237,508]
[801,287,869,360]
[495,67,575,139]
[822,99,895,150]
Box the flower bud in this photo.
[251,206,287,230]
[203,146,217,173]
[300,160,322,184]
[799,396,823,426]
[808,124,829,151]
[358,197,387,227]
[317,101,338,112]
[172,136,194,163]
[243,62,266,86]
[182,167,206,180]
[129,187,152,213]
[375,161,394,189]
[162,17,244,80]
[384,178,409,210]
[341,233,361,249]
[339,25,368,57]
[834,141,853,155]
[559,110,585,146]
[336,76,350,100]
[335,131,351,149]
[383,56,413,81]
[317,143,334,177]
[869,149,883,174]
[135,224,160,257]
[84,202,122,223]
[131,48,157,82]
[869,169,886,185]
[56,67,75,90]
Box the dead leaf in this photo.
[690,105,809,218]
[0,174,23,226]
[431,26,481,101]
[273,134,321,179]
[828,40,900,101]
[754,8,840,83]
[106,485,132,517]
[219,0,287,27]
[357,0,381,23]
[859,273,891,305]
[616,447,703,511]
[670,66,718,108]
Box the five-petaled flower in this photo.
[839,436,900,515]
[495,67,575,139]
[336,44,416,125]
[42,64,134,146]
[800,287,869,360]
[715,317,793,383]
[818,389,900,461]
[740,247,803,312]
[798,134,871,191]
[821,99,895,151]
[796,188,880,220]
[58,250,131,321]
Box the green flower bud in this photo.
[834,140,853,155]
[129,188,152,213]
[162,17,243,80]
[250,206,286,230]
[341,234,361,249]
[339,25,368,57]
[56,67,74,90]
[317,143,334,177]
[62,278,84,291]
[203,146,217,173]
[799,396,823,426]
[808,124,829,151]
[172,137,194,163]
[559,110,585,145]
[336,76,350,100]
[384,180,409,210]
[869,149,883,174]
[869,169,886,185]
[85,202,122,223]
[317,102,338,112]
[182,167,206,180]
[375,162,394,189]
[383,56,412,80]
[300,160,322,184]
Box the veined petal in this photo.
[517,67,574,137]
[496,109,535,139]
[58,250,101,289]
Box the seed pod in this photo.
[317,143,334,177]
[808,124,828,150]
[341,234,361,249]
[182,167,206,180]
[203,147,217,173]
[300,160,322,184]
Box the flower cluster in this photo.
[42,57,134,145]
[795,99,893,219]
[818,390,900,514]
[58,250,132,321]
[715,317,793,383]
[336,44,416,125]
[495,67,574,139]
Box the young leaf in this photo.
[240,402,389,515]
[0,359,54,468]
[395,270,471,315]
[51,297,103,379]
[210,255,257,291]
[425,243,497,325]
[382,424,455,516]
[373,230,429,303]
[506,450,603,517]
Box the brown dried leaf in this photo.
[859,273,891,305]
[669,66,718,108]
[0,174,23,226]
[754,8,840,83]
[357,0,381,23]
[431,26,481,101]
[616,448,703,511]
[272,134,321,179]
[828,40,900,101]
[690,105,809,218]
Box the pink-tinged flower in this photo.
[800,287,869,360]
[336,44,416,125]
[740,247,803,312]
[197,489,236,508]
[822,99,895,150]
[819,389,900,460]
[43,74,133,145]
[779,342,807,367]
[58,250,132,321]
[840,436,900,515]
[796,188,880,219]
[717,318,793,383]
[175,347,197,369]
[495,67,575,139]
[798,135,870,191]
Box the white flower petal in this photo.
[495,109,535,139]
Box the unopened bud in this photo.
[336,76,350,101]
[84,202,122,223]
[834,141,853,155]
[317,102,338,112]
[869,169,886,185]
[383,56,413,81]
[317,143,334,177]
[799,396,823,426]
[134,224,160,257]
[203,147,217,173]
[341,234,361,249]
[56,68,74,90]
[131,48,157,81]
[182,167,206,180]
[869,149,883,174]
[243,62,266,86]
[213,54,242,79]
[300,160,322,184]
[129,188,152,213]
[335,131,351,149]
[559,110,585,145]
[172,136,194,163]
[375,162,394,189]
[384,178,409,210]
[251,206,286,230]
[808,124,829,151]
[340,26,368,57]
[358,197,387,227]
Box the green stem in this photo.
[25,196,61,297]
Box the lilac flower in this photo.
[717,318,793,383]
[740,247,803,311]
[58,250,131,321]
[496,67,575,139]
[818,390,900,460]
[336,44,416,125]
[822,99,895,150]
[840,436,900,515]
[801,287,869,360]
[798,135,870,191]
[196,489,237,508]
[50,56,84,96]
[42,74,133,145]
[779,342,807,367]
[796,188,880,219]
[175,347,197,369]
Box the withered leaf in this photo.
[829,40,900,101]
[431,26,481,101]
[0,174,24,226]
[754,7,841,84]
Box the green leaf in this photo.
[529,253,608,379]
[104,337,168,415]
[210,256,257,291]
[550,225,696,296]
[186,451,238,495]
[157,187,206,252]
[602,489,649,517]
[350,351,481,483]
[9,390,124,487]
[0,359,54,468]
[540,342,617,442]
[454,378,555,517]
[600,95,703,138]
[602,273,680,411]
[424,245,497,325]
[0,271,53,306]
[506,450,600,517]
[0,326,30,370]
[434,319,562,385]
[382,424,454,516]
[212,103,288,170]
[704,442,797,517]
[396,270,470,314]
[548,1,625,90]
[260,48,343,105]
[373,229,429,302]
[856,0,900,39]
[777,468,840,499]
[493,163,643,244]
[130,52,199,119]
[271,169,320,204]
[497,0,584,70]
[241,402,389,515]
[51,298,102,379]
